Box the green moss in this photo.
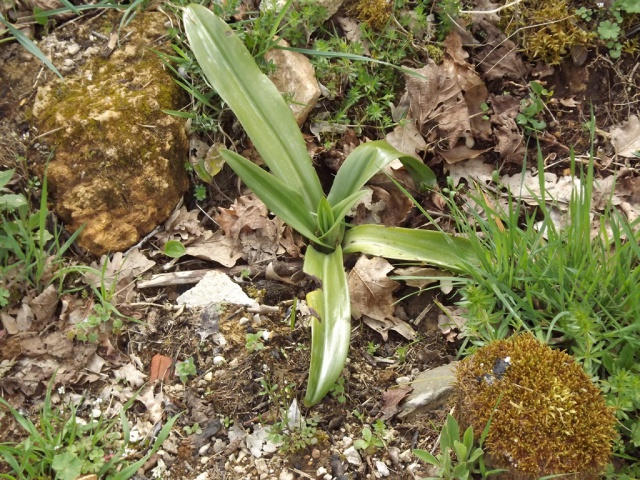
[425,43,444,64]
[456,334,617,478]
[347,0,393,31]
[501,0,595,65]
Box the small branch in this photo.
[459,0,523,15]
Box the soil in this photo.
[0,2,639,480]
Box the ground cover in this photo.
[1,0,639,478]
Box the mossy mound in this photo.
[501,0,594,65]
[456,334,617,479]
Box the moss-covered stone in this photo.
[456,334,617,479]
[31,12,188,255]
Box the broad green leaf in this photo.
[303,245,351,406]
[343,225,476,272]
[220,149,328,247]
[183,4,323,212]
[52,452,82,480]
[412,448,440,466]
[327,141,435,206]
[164,240,186,258]
[0,169,14,189]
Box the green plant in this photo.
[353,419,390,454]
[1,169,83,302]
[163,239,186,258]
[183,423,202,435]
[413,414,504,480]
[365,341,379,355]
[183,4,474,406]
[443,140,640,461]
[455,334,617,478]
[329,376,347,404]
[245,331,266,352]
[0,376,179,480]
[257,377,322,452]
[516,81,552,135]
[175,357,197,383]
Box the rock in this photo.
[31,12,189,255]
[317,0,345,19]
[375,460,390,477]
[343,446,362,466]
[255,458,268,476]
[279,469,295,480]
[398,362,458,419]
[176,271,259,308]
[265,40,320,126]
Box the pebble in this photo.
[200,456,209,465]
[279,469,295,480]
[233,465,245,474]
[67,43,80,55]
[316,467,327,476]
[396,376,411,385]
[388,446,401,466]
[194,473,209,480]
[311,448,320,459]
[204,371,213,382]
[375,460,390,477]
[343,446,362,466]
[255,458,268,476]
[342,436,353,448]
[213,439,226,453]
[198,444,210,455]
[239,316,250,326]
[213,355,226,366]
[399,449,413,463]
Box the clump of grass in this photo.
[445,141,640,467]
[0,375,179,480]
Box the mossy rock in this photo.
[456,333,617,479]
[31,11,189,255]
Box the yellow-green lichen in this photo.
[456,334,617,479]
[347,0,393,30]
[501,0,595,65]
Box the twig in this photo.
[459,0,523,15]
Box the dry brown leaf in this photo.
[114,362,147,387]
[352,186,414,227]
[437,145,490,164]
[381,385,413,420]
[185,230,243,268]
[471,19,528,81]
[348,256,399,321]
[384,122,427,159]
[446,158,495,186]
[336,16,370,55]
[348,256,416,340]
[16,303,34,332]
[610,115,640,158]
[162,207,204,240]
[29,284,58,323]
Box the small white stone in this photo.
[213,439,226,453]
[342,436,353,448]
[199,444,210,455]
[399,449,413,463]
[204,371,213,382]
[375,460,390,477]
[239,316,250,326]
[316,466,327,476]
[396,376,411,385]
[343,446,362,466]
[279,469,295,480]
[195,473,209,480]
[233,465,245,474]
[200,456,209,465]
[67,43,80,55]
[255,458,268,476]
[213,355,226,366]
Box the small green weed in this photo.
[353,419,390,454]
[516,81,552,135]
[413,414,504,480]
[245,331,266,352]
[183,422,202,435]
[329,376,347,404]
[175,357,197,383]
[258,377,322,452]
[0,377,178,480]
